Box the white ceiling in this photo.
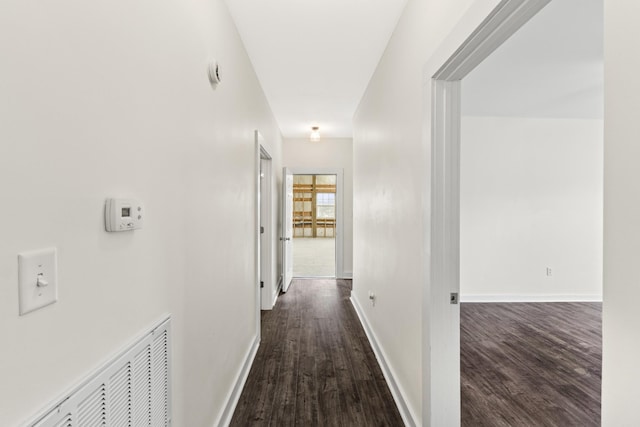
[226,0,603,140]
[225,0,408,139]
[463,0,603,119]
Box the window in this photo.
[316,193,335,219]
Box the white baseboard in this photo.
[350,296,418,427]
[271,288,279,308]
[341,271,353,279]
[262,277,282,311]
[460,294,603,303]
[273,276,283,306]
[216,335,260,427]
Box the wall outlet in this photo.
[368,291,376,306]
[546,267,552,277]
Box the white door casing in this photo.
[259,154,274,309]
[281,167,294,292]
[423,0,550,425]
[256,131,273,313]
[286,167,345,279]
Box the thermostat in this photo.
[105,198,144,232]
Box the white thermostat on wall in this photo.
[105,198,144,232]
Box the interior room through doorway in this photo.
[292,174,336,277]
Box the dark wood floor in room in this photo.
[230,278,404,427]
[461,302,602,427]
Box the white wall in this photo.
[0,0,281,425]
[283,138,353,277]
[460,116,603,301]
[602,1,640,424]
[353,0,476,423]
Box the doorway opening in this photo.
[291,174,337,277]
[281,167,344,292]
[426,0,603,424]
[459,2,603,423]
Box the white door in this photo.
[281,167,294,292]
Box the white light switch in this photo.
[18,247,58,315]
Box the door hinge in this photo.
[260,281,264,288]
[260,226,264,234]
[450,292,459,304]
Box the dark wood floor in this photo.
[461,302,602,426]
[230,278,404,427]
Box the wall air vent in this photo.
[27,317,171,427]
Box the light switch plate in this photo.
[18,247,58,315]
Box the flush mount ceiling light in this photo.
[310,126,320,142]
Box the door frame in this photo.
[258,140,274,310]
[423,0,550,424]
[281,167,294,292]
[255,132,273,322]
[286,167,345,279]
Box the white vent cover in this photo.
[29,317,171,427]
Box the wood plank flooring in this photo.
[461,302,602,426]
[230,278,404,427]
[231,284,601,426]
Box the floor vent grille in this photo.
[29,317,171,427]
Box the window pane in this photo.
[316,193,335,206]
[316,193,335,218]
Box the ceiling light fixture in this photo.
[310,126,320,142]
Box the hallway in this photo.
[230,279,403,426]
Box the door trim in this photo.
[281,167,294,292]
[286,167,345,279]
[423,0,550,424]
[255,131,273,323]
[259,143,274,310]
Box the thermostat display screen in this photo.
[121,207,131,217]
